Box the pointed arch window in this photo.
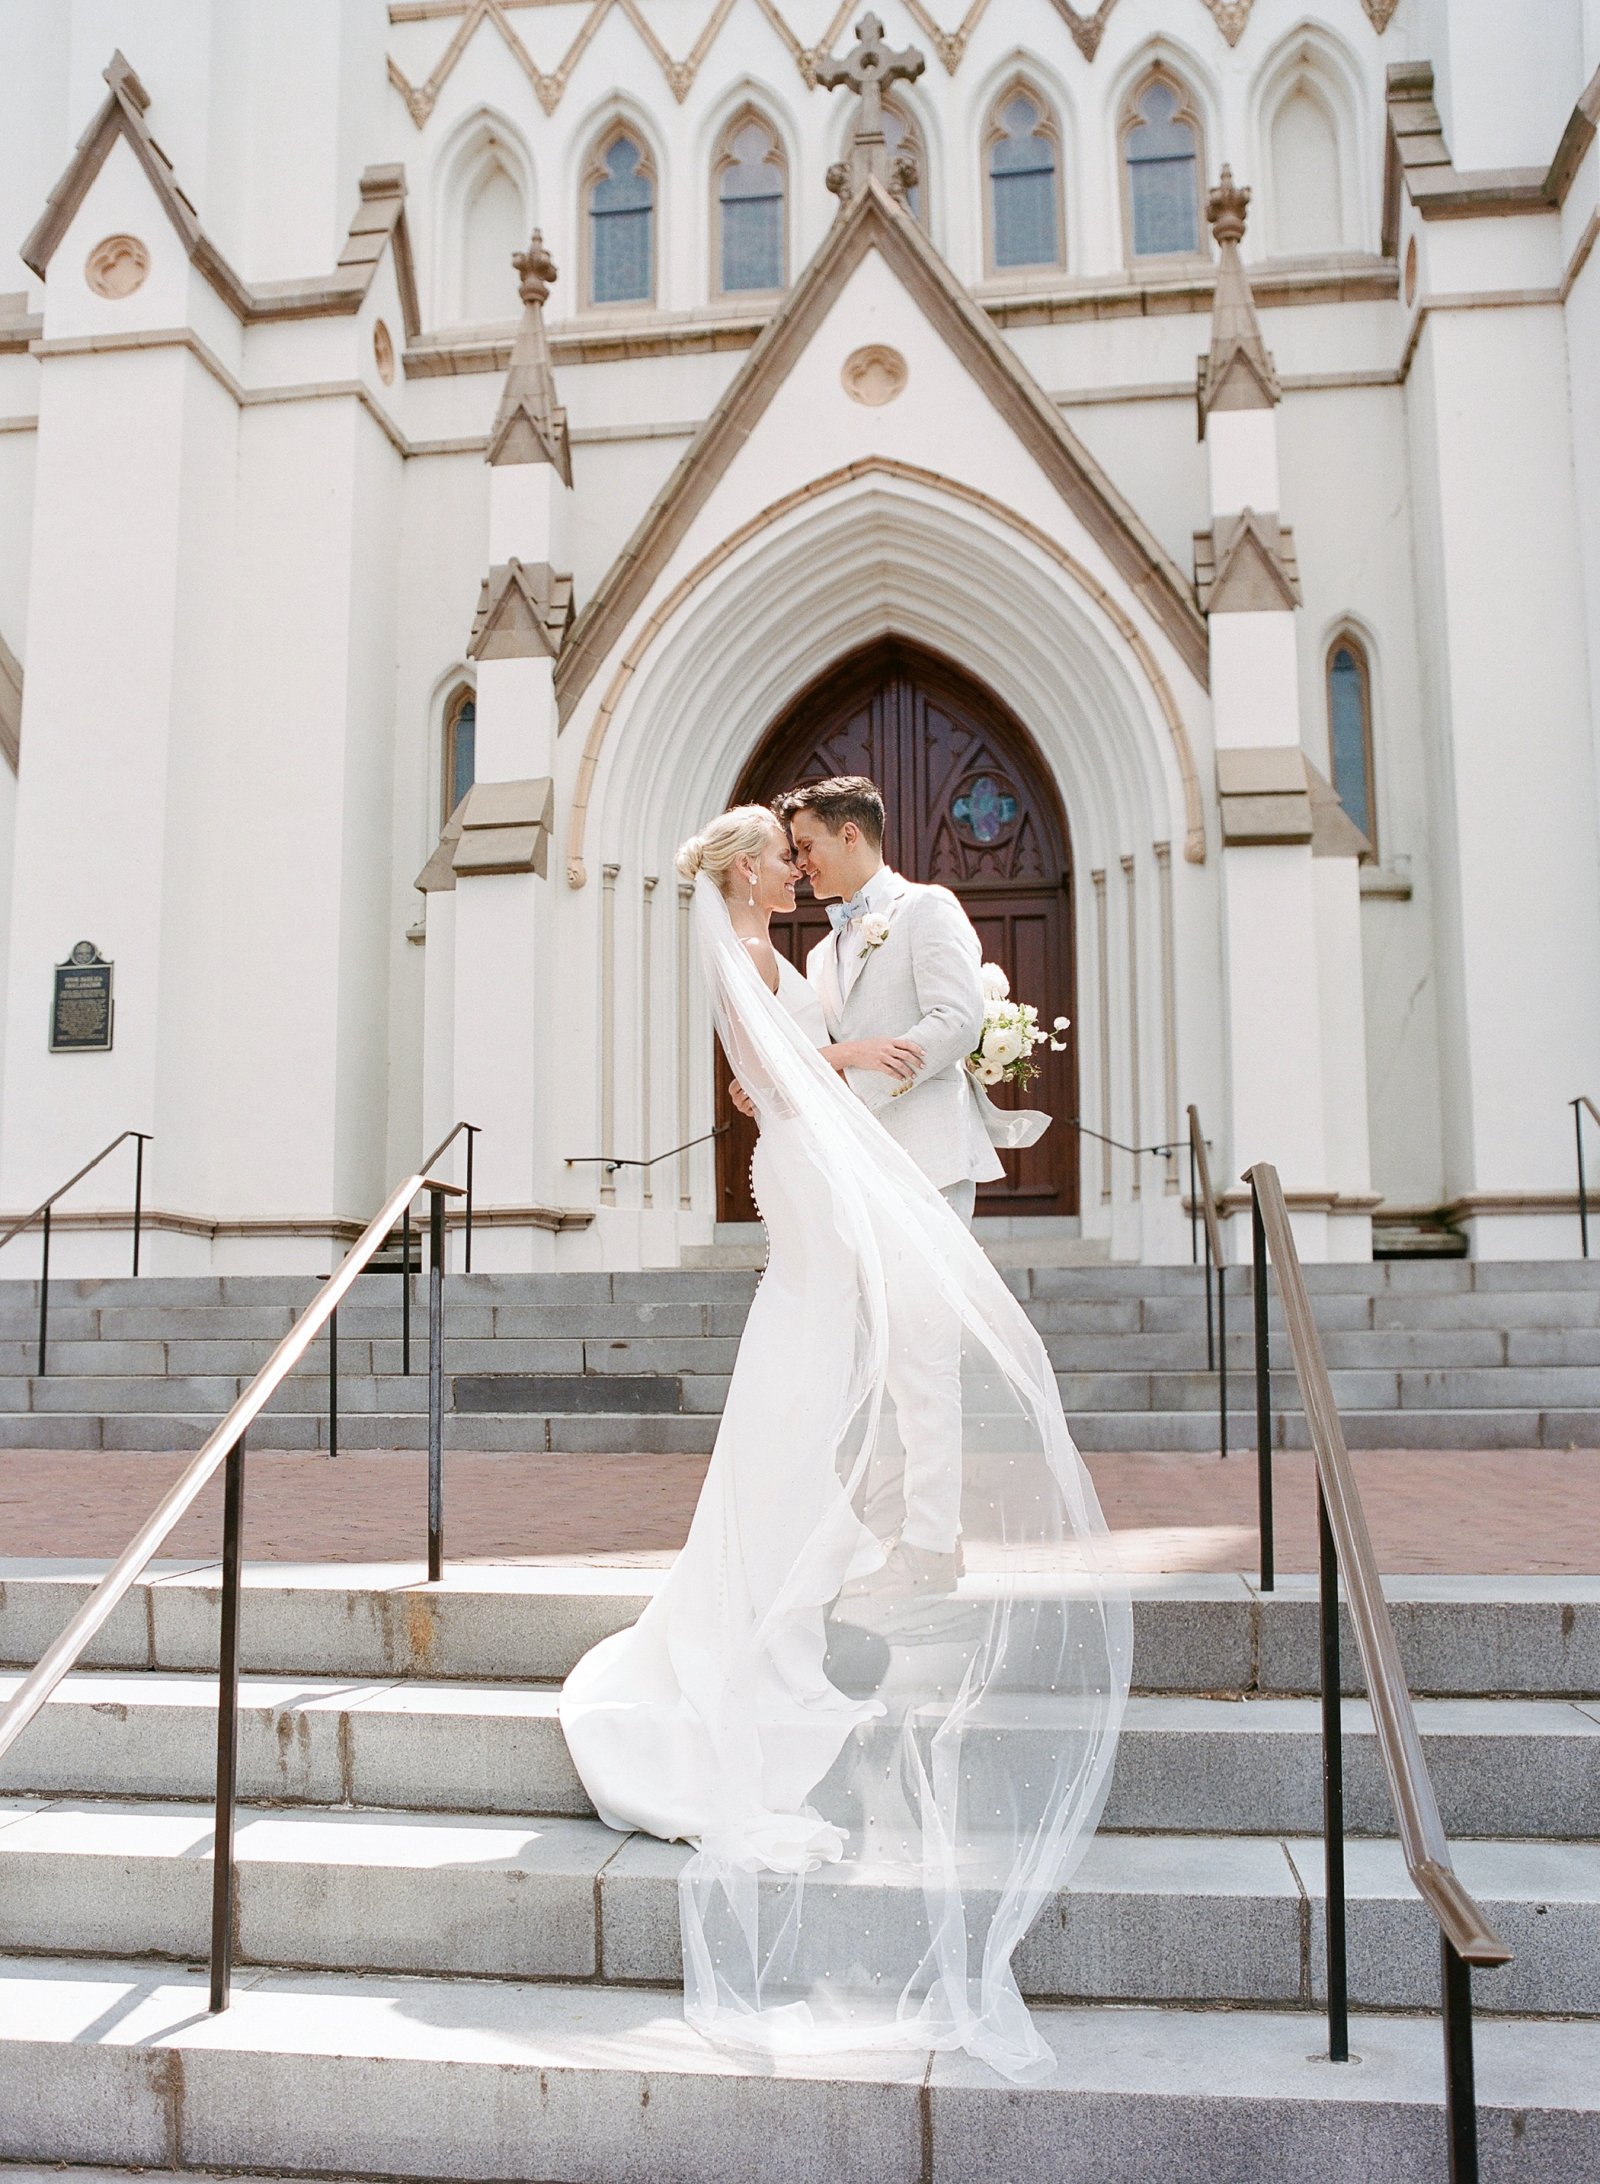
[1327,635,1375,854]
[1269,82,1344,254]
[716,114,786,295]
[588,131,654,306]
[459,159,526,321]
[1123,74,1203,258]
[986,88,1062,271]
[443,687,476,825]
[882,97,927,225]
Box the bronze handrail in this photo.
[0,1121,466,1775]
[1186,1105,1231,1475]
[1245,1159,1508,2174]
[0,1128,152,1373]
[1247,1163,1508,1962]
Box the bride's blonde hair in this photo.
[675,804,780,890]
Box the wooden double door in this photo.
[718,641,1079,1220]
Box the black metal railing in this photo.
[1185,1105,1231,1471]
[1571,1096,1600,1256]
[1246,1159,1510,2176]
[0,1124,472,2014]
[0,1129,152,1373]
[566,1121,728,1177]
[325,1121,478,1459]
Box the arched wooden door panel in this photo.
[717,641,1078,1220]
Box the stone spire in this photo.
[486,228,571,482]
[816,11,925,208]
[1198,168,1281,420]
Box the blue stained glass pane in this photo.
[1127,83,1198,256]
[450,698,475,816]
[993,168,1057,267]
[591,138,653,303]
[952,776,1018,843]
[1328,646,1372,844]
[722,192,782,291]
[991,97,1057,268]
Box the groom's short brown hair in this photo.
[774,775,885,846]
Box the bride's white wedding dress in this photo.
[559,880,1130,2082]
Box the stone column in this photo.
[415,232,572,1265]
[1198,170,1372,1260]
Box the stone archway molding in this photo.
[564,455,1206,887]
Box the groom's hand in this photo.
[728,1077,756,1118]
[831,1036,924,1081]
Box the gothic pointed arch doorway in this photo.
[718,640,1079,1220]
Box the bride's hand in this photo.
[825,1037,924,1081]
[729,1077,756,1118]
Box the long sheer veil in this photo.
[671,874,1132,2082]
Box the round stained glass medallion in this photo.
[951,774,1019,843]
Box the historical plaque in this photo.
[51,941,113,1052]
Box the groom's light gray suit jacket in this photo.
[805,871,1005,1193]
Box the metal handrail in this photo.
[0,1129,152,1372]
[566,1121,727,1175]
[1571,1097,1600,1256]
[1186,1106,1232,1478]
[1245,1159,1510,2176]
[0,1122,471,2012]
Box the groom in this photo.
[775,774,1001,1595]
[775,775,1002,1222]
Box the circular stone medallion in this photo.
[841,344,908,407]
[1404,235,1418,308]
[85,234,150,299]
[373,319,396,385]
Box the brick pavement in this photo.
[2,1446,1597,1573]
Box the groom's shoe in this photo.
[876,1539,963,1600]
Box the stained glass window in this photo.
[1327,641,1374,852]
[590,135,653,305]
[445,692,476,822]
[990,93,1059,270]
[719,118,784,293]
[952,776,1019,843]
[1126,79,1200,257]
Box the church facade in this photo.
[1,0,1597,1274]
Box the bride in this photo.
[559,805,1131,2083]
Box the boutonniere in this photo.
[858,912,893,952]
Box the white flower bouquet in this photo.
[968,962,1069,1091]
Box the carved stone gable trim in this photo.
[1194,511,1301,613]
[555,175,1208,716]
[1201,0,1254,46]
[22,55,420,335]
[468,560,575,661]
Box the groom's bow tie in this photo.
[827,891,871,934]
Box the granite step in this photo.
[0,1799,1593,2017]
[1,1674,1595,1837]
[4,1567,1596,1699]
[1,1956,1596,2183]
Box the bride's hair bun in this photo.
[674,805,779,891]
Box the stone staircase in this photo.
[0,1565,1597,2177]
[1,1259,1599,1457]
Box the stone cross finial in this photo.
[1206,166,1250,250]
[513,229,557,308]
[816,12,925,205]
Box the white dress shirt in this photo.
[835,865,900,998]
